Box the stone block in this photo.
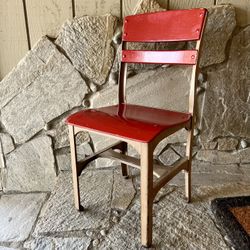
[217,138,238,151]
[1,39,88,144]
[111,170,136,210]
[199,26,250,144]
[33,170,113,235]
[0,37,57,110]
[24,237,91,250]
[158,147,181,166]
[0,193,47,242]
[199,5,236,67]
[133,0,165,14]
[0,133,14,155]
[56,15,117,85]
[99,189,228,249]
[4,136,56,192]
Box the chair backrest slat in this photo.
[122,50,198,65]
[123,9,206,42]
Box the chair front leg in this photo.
[140,143,154,248]
[121,141,129,178]
[68,125,83,211]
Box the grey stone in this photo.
[99,189,228,249]
[33,171,113,235]
[196,148,250,164]
[90,134,119,168]
[56,15,117,85]
[199,26,250,144]
[199,5,236,67]
[158,147,180,166]
[240,147,250,163]
[0,247,19,250]
[54,237,91,250]
[4,136,56,192]
[92,66,191,112]
[240,139,248,149]
[92,239,100,247]
[55,143,93,171]
[201,141,218,150]
[1,44,88,144]
[100,229,107,236]
[48,112,89,149]
[171,161,250,186]
[111,170,136,210]
[0,133,14,155]
[217,138,238,151]
[196,150,240,164]
[24,237,91,250]
[0,193,47,242]
[0,37,57,110]
[133,0,165,14]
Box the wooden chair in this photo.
[66,8,207,248]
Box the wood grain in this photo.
[0,0,29,79]
[169,0,214,9]
[217,0,250,26]
[122,0,141,17]
[25,0,73,47]
[75,0,121,17]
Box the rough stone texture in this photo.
[158,147,181,166]
[199,5,236,67]
[56,15,117,85]
[4,136,56,192]
[33,170,113,235]
[0,193,47,242]
[55,143,93,171]
[0,133,14,155]
[48,112,89,149]
[217,138,238,151]
[1,40,88,144]
[201,141,218,150]
[24,237,91,250]
[171,161,250,186]
[196,148,250,164]
[99,189,228,249]
[199,26,250,144]
[111,170,136,210]
[134,0,165,14]
[0,37,57,110]
[92,66,191,112]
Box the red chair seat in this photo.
[66,104,191,143]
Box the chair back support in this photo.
[118,8,207,115]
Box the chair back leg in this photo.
[69,125,83,211]
[140,143,154,247]
[121,142,129,178]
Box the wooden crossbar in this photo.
[101,149,169,178]
[76,141,123,176]
[152,157,188,197]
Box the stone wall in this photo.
[0,0,249,192]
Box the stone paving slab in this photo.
[0,193,47,242]
[24,236,91,250]
[99,188,229,250]
[33,170,114,236]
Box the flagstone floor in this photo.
[0,160,250,250]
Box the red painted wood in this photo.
[66,104,191,143]
[123,9,207,42]
[122,50,197,65]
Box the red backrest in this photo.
[121,9,207,65]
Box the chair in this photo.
[66,8,207,248]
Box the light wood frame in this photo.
[68,14,207,248]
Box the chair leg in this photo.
[121,142,129,178]
[68,125,84,211]
[185,129,193,203]
[140,143,153,248]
